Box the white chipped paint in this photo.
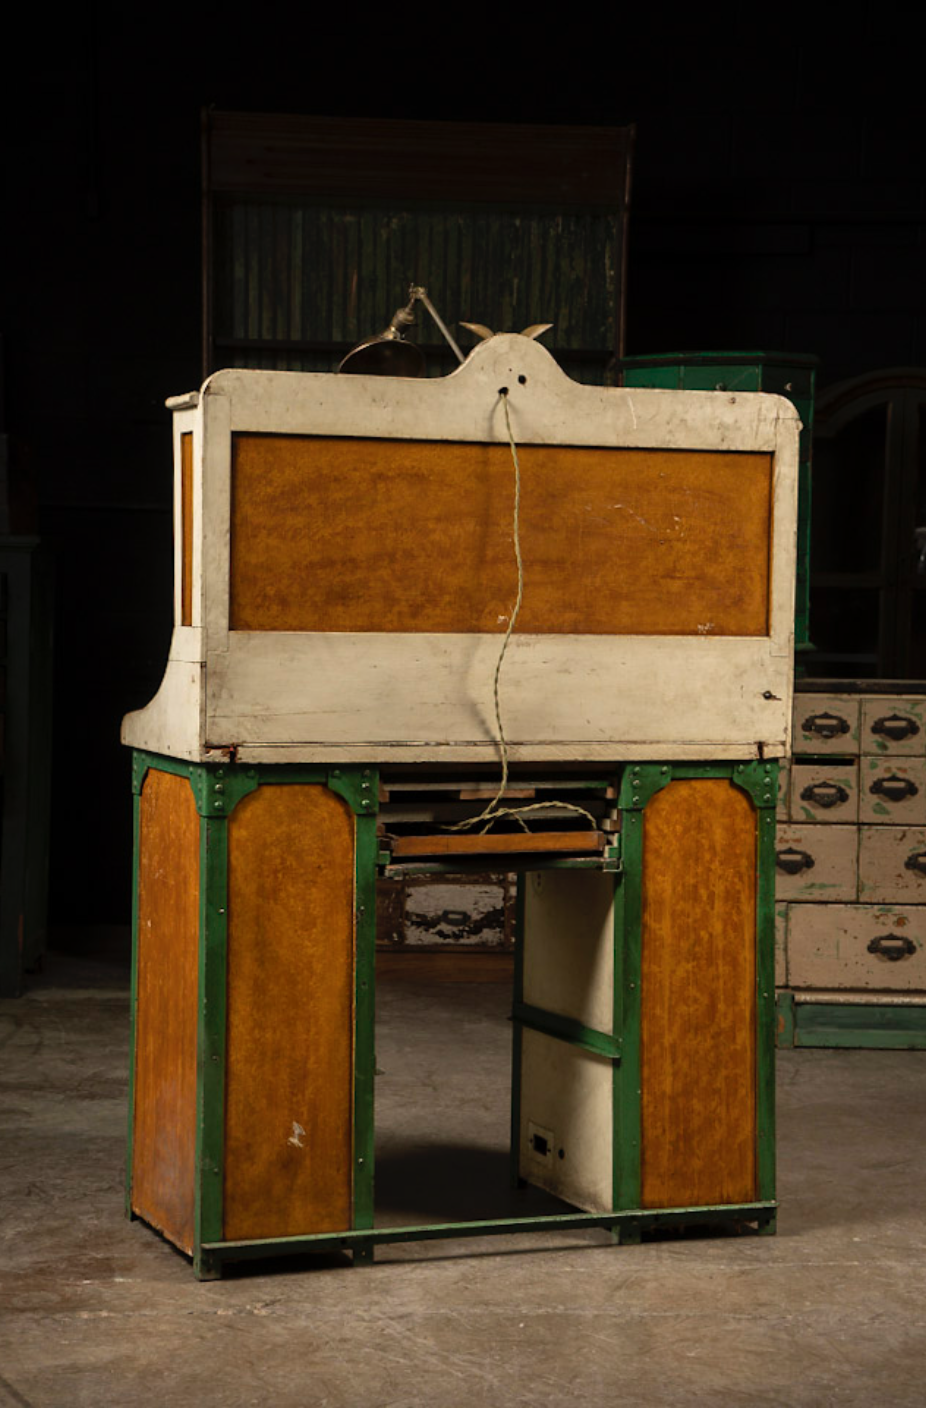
[122,334,800,763]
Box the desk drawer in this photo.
[858,826,926,903]
[790,761,858,824]
[789,903,926,991]
[860,757,926,825]
[775,825,857,902]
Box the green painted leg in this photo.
[193,1249,222,1281]
[757,1213,778,1237]
[352,1244,375,1267]
[612,1221,641,1246]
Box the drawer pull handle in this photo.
[867,934,916,962]
[800,781,849,809]
[871,713,920,742]
[801,710,850,740]
[776,847,815,875]
[870,774,919,803]
[904,851,926,877]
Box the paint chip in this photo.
[288,1121,306,1148]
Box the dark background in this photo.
[2,7,924,942]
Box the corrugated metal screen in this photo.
[204,114,633,385]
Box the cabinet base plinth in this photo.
[159,1202,779,1280]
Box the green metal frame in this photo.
[127,750,380,1278]
[199,1199,778,1272]
[612,761,779,1229]
[128,751,778,1278]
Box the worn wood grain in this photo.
[390,830,603,857]
[132,769,200,1253]
[208,111,632,208]
[376,951,515,982]
[223,785,355,1240]
[229,436,772,637]
[640,779,758,1209]
[180,432,193,627]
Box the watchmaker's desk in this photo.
[122,335,799,1277]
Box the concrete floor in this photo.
[2,955,926,1408]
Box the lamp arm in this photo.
[409,285,465,364]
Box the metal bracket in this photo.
[327,768,380,818]
[131,752,151,796]
[187,764,260,819]
[617,763,673,811]
[731,760,779,810]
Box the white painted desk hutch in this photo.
[122,334,799,1277]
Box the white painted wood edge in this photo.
[215,742,778,764]
[792,990,926,1006]
[196,334,799,451]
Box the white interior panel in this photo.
[518,1028,613,1212]
[522,871,616,1033]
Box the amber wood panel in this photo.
[230,436,772,637]
[391,831,603,857]
[224,785,355,1240]
[132,769,200,1253]
[640,779,757,1208]
[180,432,193,626]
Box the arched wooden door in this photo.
[811,369,926,678]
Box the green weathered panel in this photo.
[353,805,378,1232]
[194,814,228,1258]
[794,1001,926,1048]
[512,1000,622,1061]
[125,791,141,1219]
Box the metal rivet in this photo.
[216,770,225,780]
[214,800,224,810]
[215,783,224,793]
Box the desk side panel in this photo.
[132,769,200,1253]
[640,779,758,1208]
[223,784,355,1240]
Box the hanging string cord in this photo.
[448,390,596,836]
